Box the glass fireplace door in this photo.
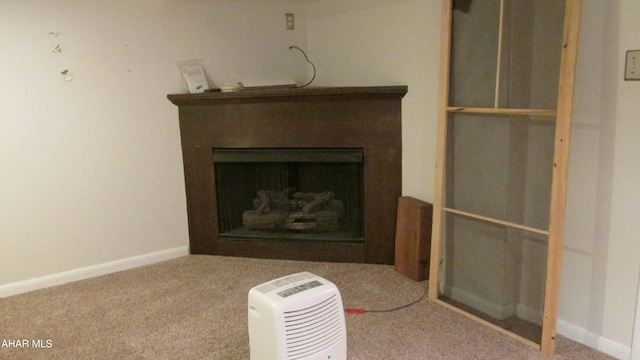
[213,149,364,243]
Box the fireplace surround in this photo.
[168,86,407,264]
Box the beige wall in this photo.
[306,0,441,201]
[599,0,640,352]
[0,0,308,285]
[560,1,640,357]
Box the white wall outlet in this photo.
[285,13,294,30]
[625,50,640,81]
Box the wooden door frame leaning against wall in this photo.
[428,0,583,354]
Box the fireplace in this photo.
[168,86,407,264]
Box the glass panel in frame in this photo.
[449,0,566,110]
[449,0,501,108]
[445,113,555,231]
[438,212,548,344]
[497,0,566,110]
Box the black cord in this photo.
[345,286,428,314]
[289,45,316,88]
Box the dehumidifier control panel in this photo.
[277,280,323,298]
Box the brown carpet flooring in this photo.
[0,255,614,359]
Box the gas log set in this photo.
[242,189,343,233]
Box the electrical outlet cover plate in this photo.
[286,13,294,30]
[625,50,640,81]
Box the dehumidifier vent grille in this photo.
[283,294,344,360]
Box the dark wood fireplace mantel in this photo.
[168,86,407,264]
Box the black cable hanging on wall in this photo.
[289,45,316,88]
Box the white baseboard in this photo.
[0,246,189,298]
[441,284,516,320]
[440,284,630,359]
[557,318,631,360]
[516,303,543,326]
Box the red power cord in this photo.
[345,308,366,314]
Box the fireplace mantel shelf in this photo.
[167,86,408,106]
[168,85,407,264]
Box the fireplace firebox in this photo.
[168,86,407,264]
[214,148,363,243]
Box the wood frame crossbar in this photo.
[442,207,549,236]
[447,107,556,117]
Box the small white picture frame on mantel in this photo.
[181,64,210,93]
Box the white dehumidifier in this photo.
[248,272,347,360]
